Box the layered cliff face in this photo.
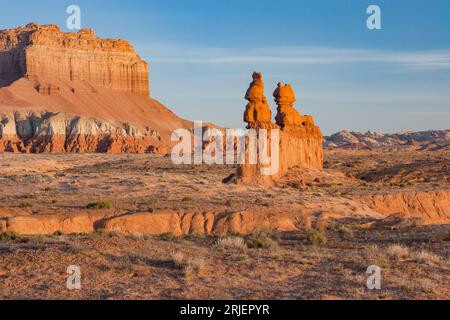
[362,190,450,225]
[0,23,191,153]
[0,110,161,153]
[0,23,149,95]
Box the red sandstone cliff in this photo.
[0,23,149,95]
[0,23,191,153]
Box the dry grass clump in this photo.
[336,224,354,238]
[0,231,30,243]
[355,245,390,269]
[171,252,185,268]
[170,252,205,279]
[86,200,112,209]
[386,245,443,265]
[386,244,410,260]
[411,250,442,265]
[246,236,279,251]
[397,277,436,294]
[215,236,247,251]
[443,228,450,242]
[306,229,327,246]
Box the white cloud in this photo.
[136,43,450,70]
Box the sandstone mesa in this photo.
[0,23,191,154]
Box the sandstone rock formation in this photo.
[0,210,298,236]
[273,82,315,128]
[362,189,450,225]
[244,72,272,127]
[235,73,323,184]
[0,23,191,154]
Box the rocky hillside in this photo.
[325,130,450,150]
[0,23,191,154]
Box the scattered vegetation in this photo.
[86,200,112,209]
[181,196,193,202]
[19,202,33,208]
[336,224,354,238]
[170,252,205,279]
[246,236,279,250]
[254,198,273,207]
[288,181,302,189]
[386,244,410,260]
[411,250,442,265]
[360,245,390,268]
[215,236,247,251]
[225,199,234,207]
[306,229,327,246]
[443,229,450,242]
[0,231,29,243]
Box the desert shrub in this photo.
[255,198,272,207]
[19,202,33,208]
[215,236,247,251]
[306,229,327,246]
[386,244,410,260]
[181,196,193,202]
[171,252,185,268]
[411,250,442,265]
[227,231,243,237]
[52,230,64,236]
[94,229,121,238]
[0,231,19,241]
[246,236,279,250]
[444,229,450,242]
[225,199,234,207]
[397,217,422,228]
[171,252,205,278]
[0,231,29,243]
[288,181,302,189]
[158,233,177,241]
[398,277,436,294]
[86,200,112,209]
[188,257,205,274]
[416,278,436,293]
[359,245,390,268]
[336,224,354,238]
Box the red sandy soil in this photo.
[0,148,448,299]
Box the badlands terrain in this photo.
[0,146,449,299]
[0,23,448,300]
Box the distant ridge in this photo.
[325,130,450,151]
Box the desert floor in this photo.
[0,148,449,299]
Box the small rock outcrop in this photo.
[235,72,323,184]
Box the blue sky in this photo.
[1,0,450,134]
